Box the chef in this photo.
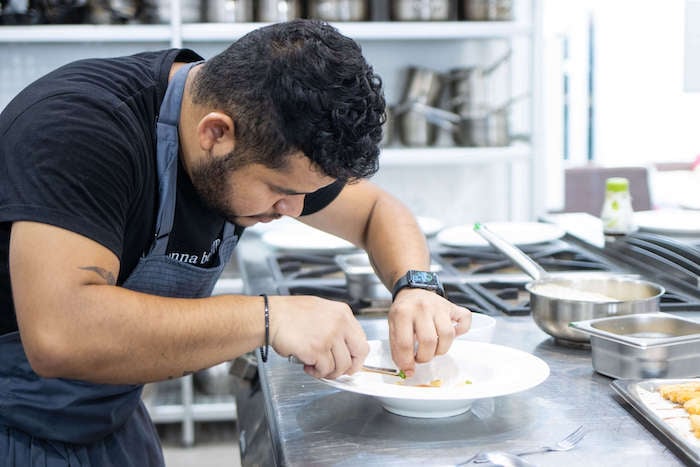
[0,19,471,465]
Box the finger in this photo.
[304,351,335,379]
[388,310,416,376]
[451,306,472,336]
[327,343,352,379]
[344,319,370,375]
[413,312,438,363]
[434,310,456,356]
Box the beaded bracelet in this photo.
[260,294,269,363]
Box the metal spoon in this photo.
[456,450,537,467]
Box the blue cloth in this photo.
[0,60,239,465]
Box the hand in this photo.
[268,295,369,379]
[388,289,471,377]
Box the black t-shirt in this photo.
[0,49,343,334]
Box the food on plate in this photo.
[530,283,618,302]
[419,379,443,388]
[658,381,700,438]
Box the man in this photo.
[0,19,470,465]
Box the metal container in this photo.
[257,0,301,21]
[474,222,665,344]
[527,277,665,344]
[207,0,253,22]
[335,252,390,302]
[335,252,442,303]
[392,0,450,21]
[463,0,512,21]
[571,312,700,378]
[396,67,445,147]
[308,0,368,21]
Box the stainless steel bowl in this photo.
[526,276,665,344]
[571,312,700,378]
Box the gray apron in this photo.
[0,61,239,466]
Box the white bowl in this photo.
[458,313,497,343]
[320,340,549,418]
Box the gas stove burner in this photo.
[269,253,343,281]
[469,281,531,316]
[437,242,615,276]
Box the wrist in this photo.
[391,270,445,301]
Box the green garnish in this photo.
[398,370,406,379]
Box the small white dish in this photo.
[319,340,549,418]
[417,216,445,237]
[458,313,497,343]
[436,222,566,248]
[260,223,356,253]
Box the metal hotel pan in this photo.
[474,223,665,344]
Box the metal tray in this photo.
[611,378,700,465]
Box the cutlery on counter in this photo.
[457,425,585,465]
[288,355,406,378]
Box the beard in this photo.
[188,149,240,221]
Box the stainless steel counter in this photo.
[254,314,696,467]
[236,234,697,467]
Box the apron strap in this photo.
[152,61,203,255]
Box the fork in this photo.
[456,425,585,465]
[510,424,585,456]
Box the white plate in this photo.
[417,216,445,237]
[260,224,356,253]
[320,340,549,418]
[634,209,700,235]
[436,222,566,248]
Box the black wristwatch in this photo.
[391,270,445,301]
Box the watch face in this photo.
[407,270,439,287]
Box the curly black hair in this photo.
[190,19,385,182]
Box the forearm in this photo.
[20,287,266,385]
[362,195,431,289]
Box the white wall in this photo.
[542,0,700,211]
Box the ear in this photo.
[197,112,235,156]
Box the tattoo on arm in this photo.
[79,266,117,285]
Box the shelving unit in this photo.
[0,0,544,445]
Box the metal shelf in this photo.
[0,24,172,42]
[0,21,530,43]
[181,21,531,42]
[379,145,531,166]
[144,375,237,446]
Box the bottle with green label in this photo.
[600,177,637,235]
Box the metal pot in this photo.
[474,223,665,344]
[207,0,253,22]
[395,66,444,146]
[307,0,368,21]
[526,276,664,344]
[257,0,301,21]
[391,0,450,21]
[335,252,442,303]
[336,253,391,302]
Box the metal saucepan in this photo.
[473,223,665,344]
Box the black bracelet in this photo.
[260,294,269,363]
